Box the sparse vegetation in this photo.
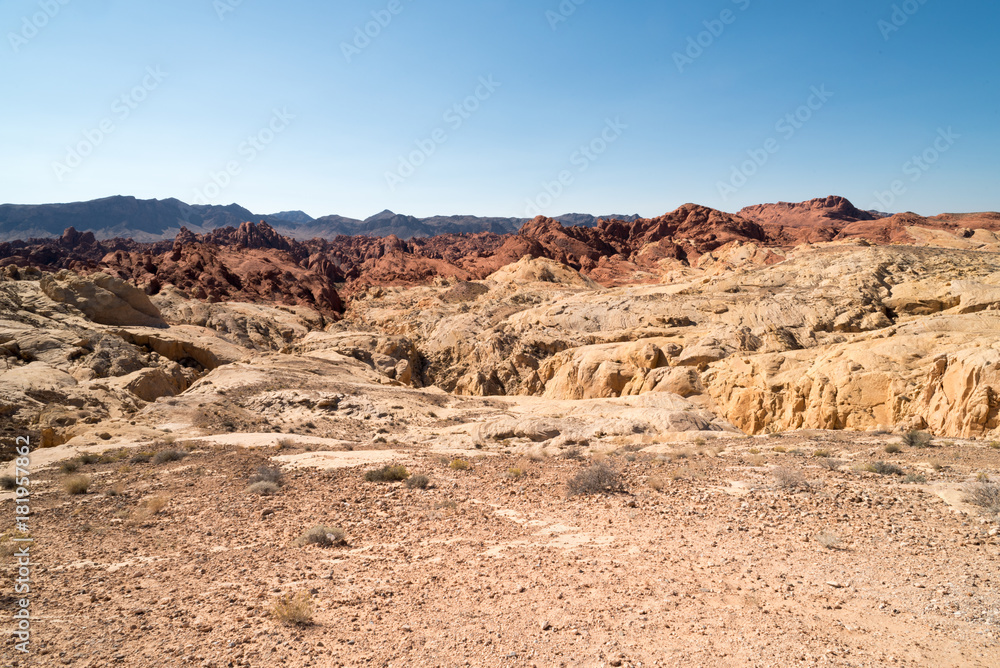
[63,475,90,495]
[506,467,526,480]
[449,459,470,471]
[296,525,346,547]
[930,459,944,472]
[129,452,153,464]
[865,461,904,476]
[772,466,808,490]
[152,449,186,464]
[566,463,622,497]
[772,446,787,453]
[903,473,927,484]
[0,475,16,491]
[818,458,843,471]
[246,481,280,496]
[271,591,314,626]
[964,482,1000,514]
[902,430,932,448]
[59,460,79,474]
[990,441,1000,450]
[249,466,284,486]
[884,443,902,454]
[815,532,843,550]
[276,438,295,450]
[77,452,100,465]
[561,447,583,460]
[647,475,667,491]
[748,448,760,455]
[365,465,410,482]
[143,496,168,515]
[405,474,430,489]
[813,449,831,458]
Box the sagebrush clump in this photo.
[902,431,932,448]
[296,525,346,547]
[405,474,430,489]
[271,591,314,626]
[365,465,410,482]
[566,463,621,496]
[63,475,90,495]
[152,449,186,465]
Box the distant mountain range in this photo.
[0,195,641,242]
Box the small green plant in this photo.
[865,461,904,476]
[884,443,902,454]
[59,460,80,474]
[989,441,1000,450]
[271,591,314,626]
[296,525,346,547]
[365,465,410,482]
[152,449,186,465]
[63,475,90,495]
[901,431,931,448]
[903,473,927,484]
[976,471,991,482]
[566,463,622,497]
[449,459,470,471]
[246,481,280,496]
[0,475,16,491]
[405,474,430,489]
[748,448,760,455]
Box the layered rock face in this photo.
[5,196,1000,443]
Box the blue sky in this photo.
[1,0,997,219]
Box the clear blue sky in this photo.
[1,0,997,219]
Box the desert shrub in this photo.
[772,467,808,490]
[105,483,125,497]
[560,447,583,460]
[884,443,902,454]
[903,473,927,484]
[63,475,90,495]
[276,438,295,450]
[365,465,410,482]
[271,591,314,626]
[246,481,280,496]
[647,475,666,491]
[129,452,153,464]
[813,449,831,458]
[78,453,100,465]
[818,458,843,471]
[506,468,526,480]
[152,449,186,465]
[59,460,79,474]
[865,461,904,476]
[144,496,168,514]
[249,466,284,486]
[814,532,843,550]
[566,463,621,496]
[964,483,1000,514]
[902,431,931,448]
[449,459,470,471]
[296,525,346,547]
[990,441,1000,450]
[929,459,944,472]
[0,475,16,491]
[405,474,430,489]
[748,448,760,455]
[772,446,787,454]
